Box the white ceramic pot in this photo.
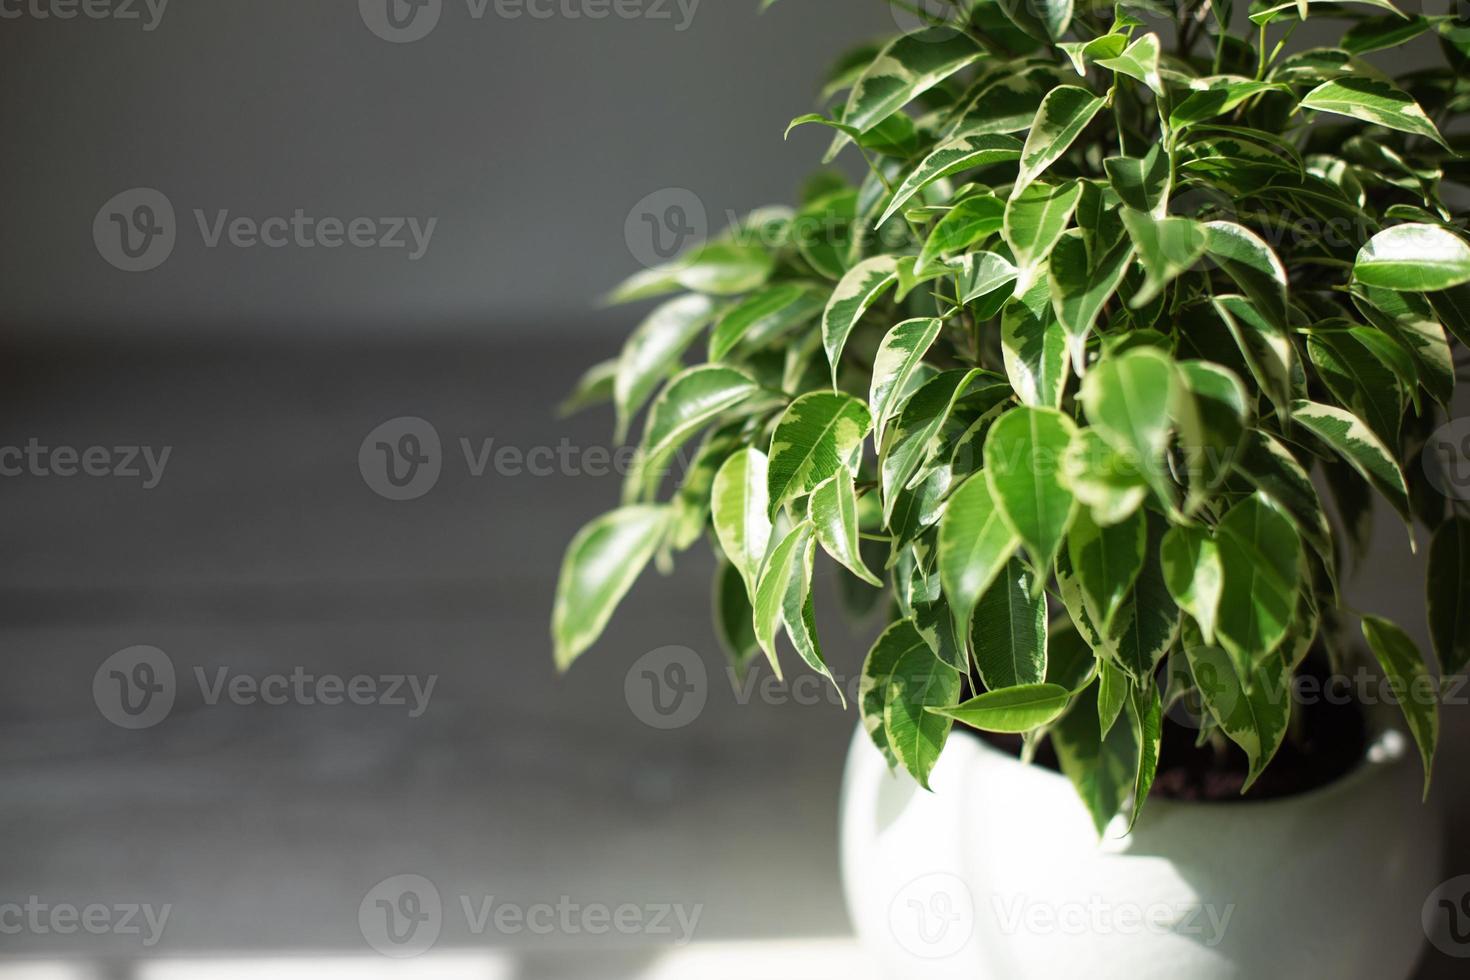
[841,722,1442,980]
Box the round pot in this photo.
[840,721,1441,980]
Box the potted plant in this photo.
[552,1,1470,976]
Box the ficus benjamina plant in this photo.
[552,0,1470,832]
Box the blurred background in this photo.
[0,1,1466,977]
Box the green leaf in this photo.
[881,369,997,518]
[638,365,759,475]
[1049,228,1133,373]
[712,447,773,598]
[767,391,872,517]
[1001,274,1069,408]
[809,468,883,587]
[1104,146,1170,216]
[1105,513,1181,683]
[674,242,776,295]
[1428,518,1470,679]
[709,283,824,361]
[1054,680,1137,835]
[1059,34,1127,75]
[1211,294,1298,422]
[553,506,669,670]
[1300,77,1448,149]
[1013,86,1106,197]
[1184,642,1291,791]
[1173,360,1249,514]
[822,255,901,383]
[1170,79,1291,130]
[1124,682,1162,831]
[614,294,717,441]
[1161,525,1223,645]
[996,0,1073,42]
[1215,495,1301,670]
[558,359,617,418]
[1354,224,1470,292]
[1079,347,1176,510]
[1306,330,1403,449]
[841,28,983,136]
[1342,13,1433,54]
[1097,660,1129,738]
[1120,209,1207,308]
[1095,32,1163,94]
[1067,506,1146,634]
[1231,430,1332,572]
[1426,283,1470,349]
[794,188,858,280]
[1061,428,1148,526]
[917,194,1006,272]
[714,559,760,679]
[947,64,1070,138]
[984,406,1079,573]
[1291,399,1412,529]
[953,251,1020,303]
[972,556,1048,689]
[780,526,844,703]
[1204,221,1289,329]
[929,683,1070,733]
[1003,179,1083,282]
[860,619,961,788]
[752,520,815,680]
[1356,287,1454,405]
[1361,616,1439,798]
[870,317,943,446]
[878,135,1023,228]
[938,472,1020,629]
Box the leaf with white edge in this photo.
[1211,294,1298,422]
[954,251,1020,303]
[1067,506,1146,634]
[1001,273,1069,409]
[1426,283,1470,349]
[553,506,670,670]
[1173,360,1249,514]
[1215,495,1301,671]
[1097,660,1129,738]
[946,64,1072,139]
[1080,347,1176,510]
[1055,546,1116,662]
[709,283,824,361]
[752,521,814,681]
[1354,224,1470,292]
[1306,330,1404,449]
[972,556,1048,689]
[614,294,717,441]
[1054,680,1137,835]
[780,529,845,704]
[1059,33,1126,75]
[1185,643,1291,791]
[1003,180,1083,284]
[1161,525,1223,645]
[841,28,983,136]
[822,255,901,383]
[1095,32,1163,95]
[984,406,1079,574]
[1121,209,1207,308]
[1061,428,1148,526]
[1355,287,1453,406]
[1050,228,1133,373]
[639,366,759,475]
[1124,682,1162,831]
[1233,433,1331,575]
[1250,0,1406,27]
[674,242,776,296]
[917,195,1006,272]
[881,369,992,519]
[1291,399,1412,529]
[870,317,943,446]
[997,0,1073,42]
[877,134,1022,228]
[1428,518,1470,679]
[1012,86,1106,198]
[1204,221,1289,329]
[860,619,961,788]
[714,559,760,679]
[768,392,872,517]
[558,358,617,418]
[1362,616,1438,798]
[809,468,882,587]
[1301,78,1447,149]
[1170,79,1291,130]
[1104,146,1170,216]
[929,683,1070,733]
[711,448,772,598]
[938,472,1020,629]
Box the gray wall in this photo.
[0,0,892,336]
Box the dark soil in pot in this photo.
[975,655,1370,804]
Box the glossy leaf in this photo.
[1215,496,1302,670]
[614,294,717,441]
[768,392,872,517]
[1013,86,1106,197]
[553,506,669,670]
[752,521,814,680]
[1067,507,1146,634]
[870,317,943,446]
[972,556,1048,690]
[984,406,1078,573]
[938,473,1019,628]
[1354,224,1470,292]
[822,255,900,383]
[1362,616,1438,797]
[860,619,961,789]
[1291,399,1412,528]
[809,468,882,587]
[1301,77,1447,149]
[712,448,772,597]
[930,683,1070,733]
[878,135,1023,227]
